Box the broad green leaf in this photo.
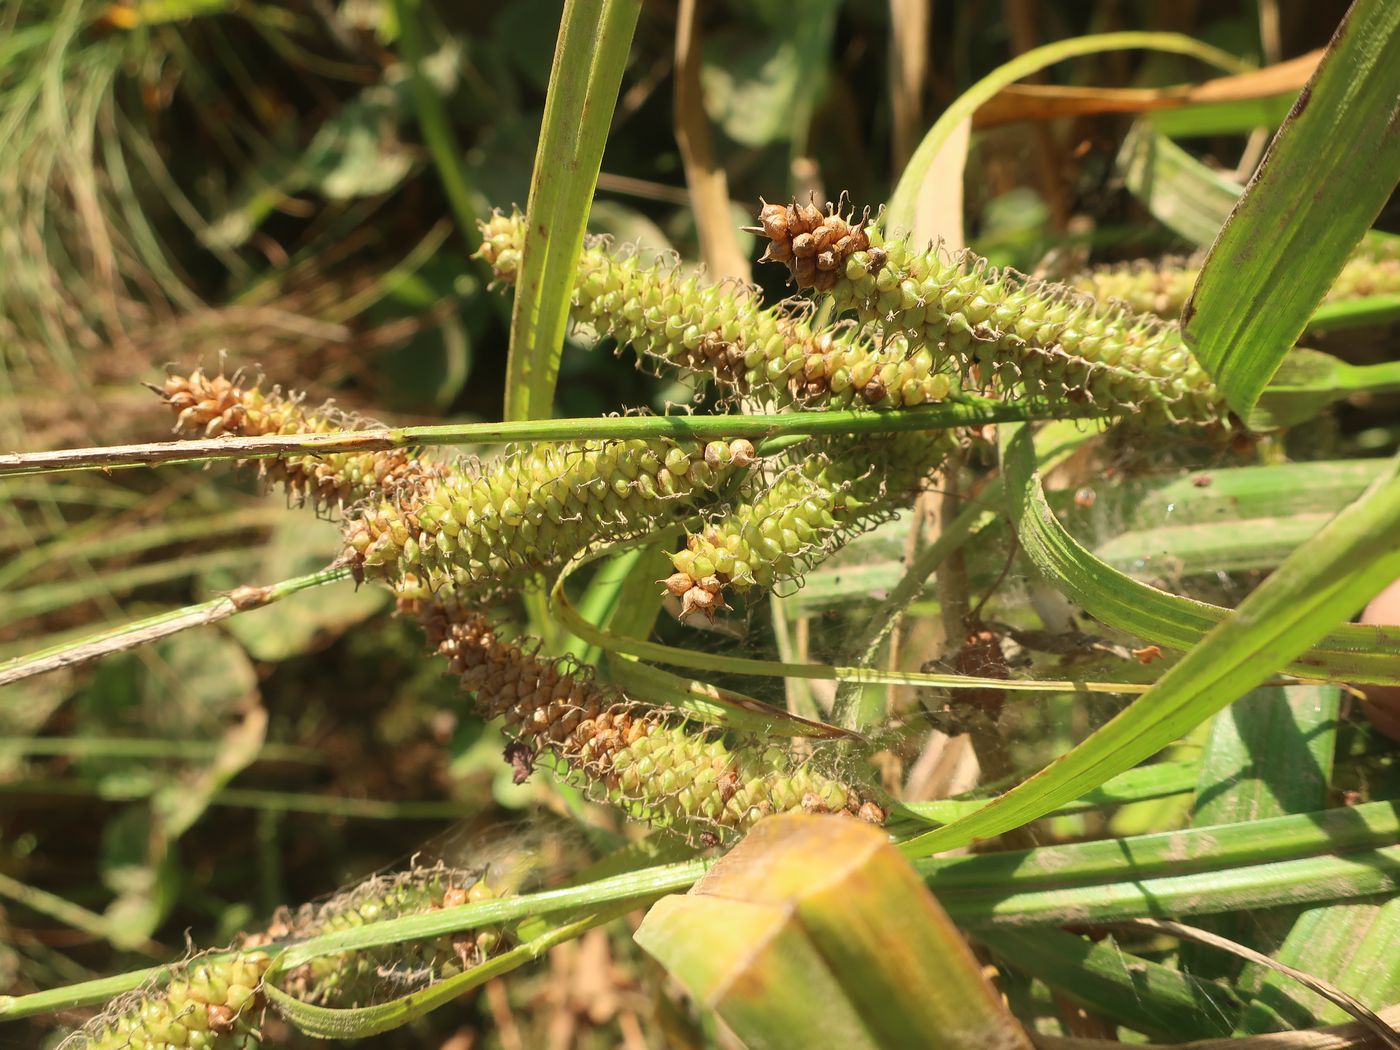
[638,894,881,1049]
[1250,352,1400,429]
[1192,685,1338,829]
[886,32,1245,235]
[1183,0,1400,416]
[504,0,642,422]
[929,846,1400,928]
[899,427,1400,857]
[1147,89,1298,138]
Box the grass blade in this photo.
[985,433,1400,685]
[393,0,481,253]
[979,928,1241,1040]
[1182,0,1400,417]
[886,32,1245,234]
[504,0,641,422]
[899,427,1400,858]
[0,567,352,687]
[1116,120,1243,248]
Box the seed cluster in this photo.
[157,368,435,512]
[752,198,876,291]
[753,200,1228,424]
[264,865,507,1008]
[665,433,952,618]
[65,952,270,1049]
[1069,238,1400,321]
[407,595,884,840]
[344,436,755,596]
[476,211,959,410]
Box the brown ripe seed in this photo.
[858,801,887,824]
[680,587,720,622]
[442,886,469,908]
[207,1004,238,1034]
[759,201,791,239]
[662,572,694,596]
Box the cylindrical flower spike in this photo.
[667,433,954,618]
[752,199,1230,425]
[264,864,509,1008]
[63,951,271,1049]
[1068,238,1400,320]
[343,436,755,597]
[404,594,885,841]
[476,211,960,410]
[156,368,438,512]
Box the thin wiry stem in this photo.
[0,566,352,687]
[0,397,1097,478]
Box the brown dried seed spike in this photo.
[403,595,881,840]
[156,366,439,513]
[751,199,874,289]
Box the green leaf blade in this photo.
[900,427,1400,858]
[504,0,641,423]
[1183,0,1400,416]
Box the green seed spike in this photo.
[63,951,271,1049]
[157,368,439,511]
[752,200,1230,425]
[665,432,954,618]
[268,864,510,1008]
[476,210,960,410]
[343,435,756,597]
[405,594,886,842]
[1068,237,1400,320]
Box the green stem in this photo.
[0,397,1095,479]
[0,737,322,763]
[393,0,481,254]
[0,871,147,950]
[0,779,479,820]
[0,507,285,591]
[0,566,352,688]
[0,548,253,628]
[551,550,1148,695]
[7,802,1394,1020]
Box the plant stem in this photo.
[0,398,1094,479]
[393,0,481,254]
[0,566,351,687]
